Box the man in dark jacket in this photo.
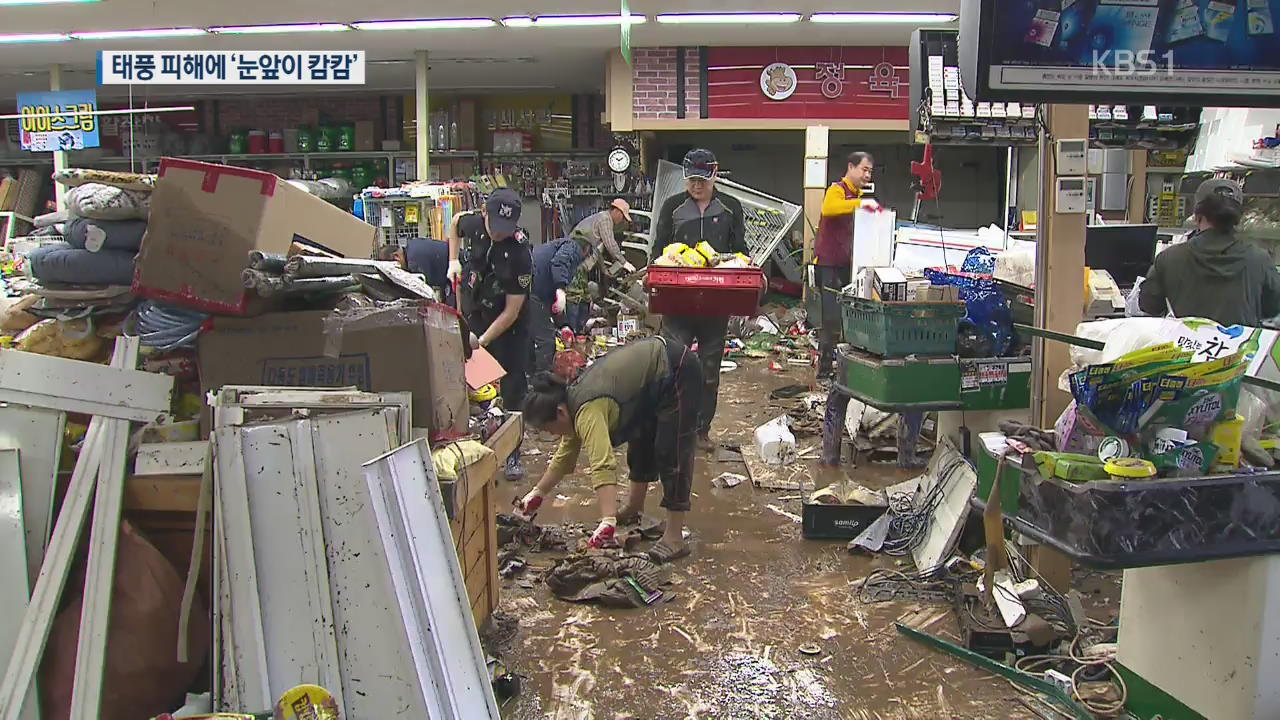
[378,237,455,306]
[1139,178,1280,327]
[530,236,588,372]
[650,148,749,450]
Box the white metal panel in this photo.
[0,449,36,720]
[309,409,422,718]
[363,440,501,719]
[68,408,130,718]
[211,427,272,712]
[0,406,65,583]
[134,441,207,476]
[0,349,172,424]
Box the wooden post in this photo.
[414,50,429,182]
[802,126,830,269]
[1128,149,1148,223]
[1032,105,1089,429]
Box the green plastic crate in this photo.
[840,296,965,358]
[959,357,1033,411]
[839,351,961,406]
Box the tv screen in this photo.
[960,0,1280,106]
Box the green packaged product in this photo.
[1149,441,1219,476]
[1034,453,1116,481]
[296,126,314,153]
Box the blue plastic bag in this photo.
[924,268,1014,356]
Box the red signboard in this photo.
[705,47,909,121]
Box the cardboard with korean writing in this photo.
[135,158,376,314]
[197,305,467,436]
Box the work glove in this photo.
[469,331,481,350]
[447,259,463,283]
[551,288,566,315]
[622,261,637,274]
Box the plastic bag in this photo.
[961,247,995,274]
[925,269,1013,355]
[16,318,103,360]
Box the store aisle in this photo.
[490,366,1066,720]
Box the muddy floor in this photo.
[490,363,1116,720]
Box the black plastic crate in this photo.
[801,502,888,540]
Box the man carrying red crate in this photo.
[650,148,748,451]
[813,151,874,384]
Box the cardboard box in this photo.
[853,267,875,300]
[197,303,468,435]
[906,280,932,302]
[872,267,907,302]
[925,285,960,303]
[354,120,379,152]
[136,159,377,314]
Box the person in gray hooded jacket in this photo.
[1138,178,1280,327]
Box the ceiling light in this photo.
[502,14,646,27]
[655,12,801,24]
[0,0,98,5]
[210,23,350,34]
[809,12,958,23]
[351,18,496,30]
[0,33,70,43]
[72,28,207,40]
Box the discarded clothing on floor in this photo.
[545,554,671,608]
[497,513,576,552]
[66,182,151,221]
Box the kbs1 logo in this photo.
[1091,49,1175,77]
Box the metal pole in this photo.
[415,50,429,182]
[49,64,68,211]
[1030,126,1049,424]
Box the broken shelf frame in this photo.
[210,387,413,715]
[364,439,501,719]
[0,337,154,720]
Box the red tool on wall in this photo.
[909,143,943,221]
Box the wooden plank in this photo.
[465,551,487,611]
[483,482,500,617]
[483,413,523,462]
[124,476,201,513]
[451,490,485,547]
[0,349,172,424]
[134,442,207,477]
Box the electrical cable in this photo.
[133,300,209,351]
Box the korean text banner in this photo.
[98,51,366,85]
[16,89,100,151]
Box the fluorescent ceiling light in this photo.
[351,18,496,30]
[72,28,207,39]
[210,23,350,34]
[0,33,70,43]
[0,0,98,5]
[810,12,958,23]
[656,12,801,24]
[502,14,646,27]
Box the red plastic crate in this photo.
[645,266,766,316]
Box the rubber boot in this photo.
[822,387,851,466]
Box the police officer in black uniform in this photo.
[446,187,533,481]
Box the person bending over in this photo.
[514,337,702,563]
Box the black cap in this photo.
[485,188,522,238]
[683,148,718,179]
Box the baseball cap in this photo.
[609,198,633,223]
[485,188,523,238]
[1194,178,1243,207]
[682,148,718,180]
